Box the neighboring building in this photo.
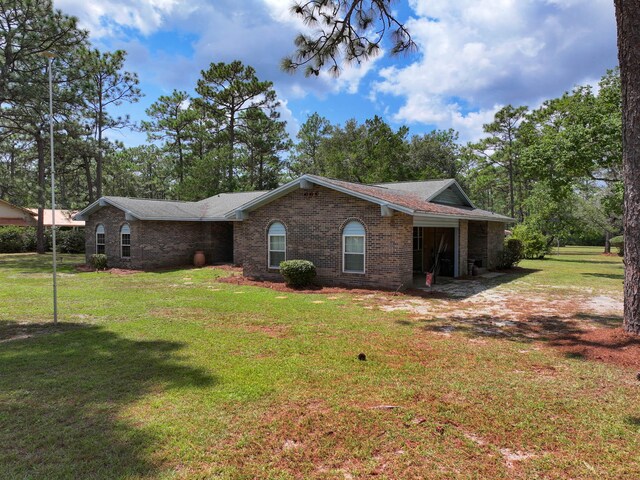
[74,174,513,289]
[26,208,85,228]
[0,200,85,229]
[0,199,37,226]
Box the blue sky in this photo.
[55,0,618,146]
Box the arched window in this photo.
[95,224,105,254]
[120,223,131,258]
[268,222,286,269]
[343,221,365,273]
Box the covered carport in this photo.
[412,216,460,278]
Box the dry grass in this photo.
[0,248,638,479]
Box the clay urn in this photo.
[193,250,206,268]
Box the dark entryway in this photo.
[412,227,455,276]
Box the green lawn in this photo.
[0,248,637,479]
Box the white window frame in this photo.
[95,224,105,255]
[342,221,366,274]
[268,222,286,269]
[120,223,131,258]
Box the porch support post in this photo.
[458,220,469,276]
[454,227,459,277]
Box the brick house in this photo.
[75,174,512,289]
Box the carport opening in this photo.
[413,227,456,277]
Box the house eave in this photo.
[224,174,415,219]
[412,211,515,223]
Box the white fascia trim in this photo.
[223,177,302,218]
[136,216,234,222]
[413,212,514,222]
[73,199,103,221]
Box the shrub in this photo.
[497,238,524,269]
[610,235,624,257]
[279,259,316,287]
[20,227,50,252]
[58,229,85,254]
[0,226,26,253]
[90,254,108,270]
[22,227,37,251]
[0,227,55,253]
[511,224,551,259]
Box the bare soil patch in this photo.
[218,275,408,296]
[74,264,143,275]
[551,327,640,369]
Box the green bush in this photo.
[610,235,624,257]
[0,226,56,253]
[0,226,26,253]
[279,259,316,287]
[90,254,108,270]
[22,227,37,251]
[497,238,524,269]
[511,224,551,259]
[58,229,85,254]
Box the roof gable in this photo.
[227,174,512,222]
[0,199,37,226]
[431,184,473,208]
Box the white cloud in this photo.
[374,0,617,141]
[55,0,182,37]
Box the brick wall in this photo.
[468,221,488,268]
[458,220,468,276]
[235,185,414,289]
[487,221,506,268]
[84,206,233,269]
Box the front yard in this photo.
[0,247,638,479]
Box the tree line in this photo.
[0,1,622,254]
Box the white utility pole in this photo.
[43,51,58,325]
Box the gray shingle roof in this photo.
[372,179,454,200]
[75,191,268,221]
[227,174,514,223]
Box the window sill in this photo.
[343,270,366,275]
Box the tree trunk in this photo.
[177,135,184,184]
[83,155,94,204]
[615,0,640,334]
[604,230,611,254]
[35,133,46,254]
[96,85,104,198]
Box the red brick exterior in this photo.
[458,220,469,276]
[84,206,233,269]
[487,221,506,268]
[234,185,414,289]
[467,220,506,270]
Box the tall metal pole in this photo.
[47,54,58,325]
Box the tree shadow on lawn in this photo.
[581,272,625,281]
[419,313,621,345]
[0,321,215,479]
[0,253,82,274]
[545,257,621,265]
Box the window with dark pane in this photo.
[268,222,286,269]
[120,224,131,258]
[96,224,106,254]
